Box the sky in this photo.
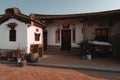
[0,0,120,15]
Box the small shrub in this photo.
[78,40,90,55]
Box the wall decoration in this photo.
[63,23,70,28]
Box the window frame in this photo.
[95,28,108,42]
[35,33,40,41]
[55,28,60,43]
[9,29,16,42]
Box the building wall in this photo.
[45,16,120,55]
[109,21,120,56]
[84,18,120,56]
[46,19,83,48]
[0,18,27,50]
[27,26,43,53]
[85,18,110,41]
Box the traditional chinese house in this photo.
[0,8,120,56]
[0,8,45,57]
[34,9,120,56]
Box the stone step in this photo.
[47,45,60,51]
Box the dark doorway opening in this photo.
[43,31,47,51]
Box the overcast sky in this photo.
[0,0,120,15]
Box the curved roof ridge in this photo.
[35,9,120,20]
[36,9,120,16]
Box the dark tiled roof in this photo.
[35,9,120,20]
[0,8,46,28]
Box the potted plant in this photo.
[17,47,27,67]
[78,40,92,60]
[9,47,27,67]
[7,50,15,61]
[20,52,27,67]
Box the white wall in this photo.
[0,18,27,50]
[27,26,43,53]
[46,19,83,48]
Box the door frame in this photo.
[61,29,71,50]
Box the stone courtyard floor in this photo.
[0,64,120,80]
[0,53,120,80]
[40,54,120,68]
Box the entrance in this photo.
[43,31,47,50]
[30,44,43,57]
[61,30,71,50]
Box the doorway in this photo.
[43,31,47,50]
[61,30,71,50]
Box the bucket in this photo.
[86,54,92,60]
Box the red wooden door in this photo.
[61,30,71,50]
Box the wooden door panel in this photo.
[61,30,71,50]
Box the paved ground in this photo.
[0,54,120,80]
[77,69,120,80]
[40,54,120,68]
[0,64,120,80]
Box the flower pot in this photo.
[17,58,21,63]
[20,60,27,67]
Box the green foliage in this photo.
[0,50,2,56]
[6,48,26,61]
[77,40,90,55]
[78,40,89,51]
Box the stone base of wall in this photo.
[0,49,13,55]
[45,45,81,54]
[47,45,61,51]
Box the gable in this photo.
[1,18,27,27]
[0,8,46,28]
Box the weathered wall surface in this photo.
[46,19,83,48]
[27,26,43,53]
[0,18,27,50]
[109,21,120,56]
[85,17,120,56]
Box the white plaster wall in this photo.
[47,24,56,46]
[46,19,83,48]
[0,18,27,50]
[27,26,43,53]
[72,24,83,47]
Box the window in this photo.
[55,28,60,43]
[30,45,38,53]
[9,29,16,41]
[95,28,108,42]
[35,33,40,41]
[72,27,76,42]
